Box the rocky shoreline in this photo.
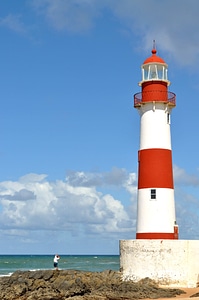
[0,269,191,300]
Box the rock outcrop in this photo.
[0,269,185,300]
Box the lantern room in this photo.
[139,48,170,86]
[134,46,176,107]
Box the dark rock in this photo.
[190,292,199,298]
[0,269,185,300]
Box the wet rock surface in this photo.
[0,269,186,300]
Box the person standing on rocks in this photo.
[53,254,60,270]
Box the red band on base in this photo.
[136,232,178,239]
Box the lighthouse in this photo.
[120,45,199,288]
[134,45,178,240]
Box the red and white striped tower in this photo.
[134,44,178,239]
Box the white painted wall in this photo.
[120,239,199,287]
[138,103,172,150]
[137,188,176,233]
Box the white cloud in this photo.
[0,170,135,236]
[1,0,198,66]
[1,165,198,239]
[107,0,199,66]
[0,166,199,252]
[30,0,199,66]
[66,167,131,187]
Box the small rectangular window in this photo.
[167,113,170,124]
[151,189,156,199]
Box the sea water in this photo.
[0,255,120,276]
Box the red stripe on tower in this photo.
[138,149,174,189]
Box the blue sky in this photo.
[0,0,199,255]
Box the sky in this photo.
[0,0,199,255]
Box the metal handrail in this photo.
[134,91,176,107]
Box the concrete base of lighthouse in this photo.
[120,239,199,288]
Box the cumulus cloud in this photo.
[1,165,198,236]
[0,170,135,236]
[0,165,198,242]
[0,166,199,252]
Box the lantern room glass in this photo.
[142,63,168,81]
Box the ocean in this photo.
[0,255,120,277]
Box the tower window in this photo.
[151,189,156,199]
[167,113,170,124]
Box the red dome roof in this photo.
[143,48,165,64]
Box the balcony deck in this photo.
[134,91,176,107]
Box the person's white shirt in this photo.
[54,255,60,263]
